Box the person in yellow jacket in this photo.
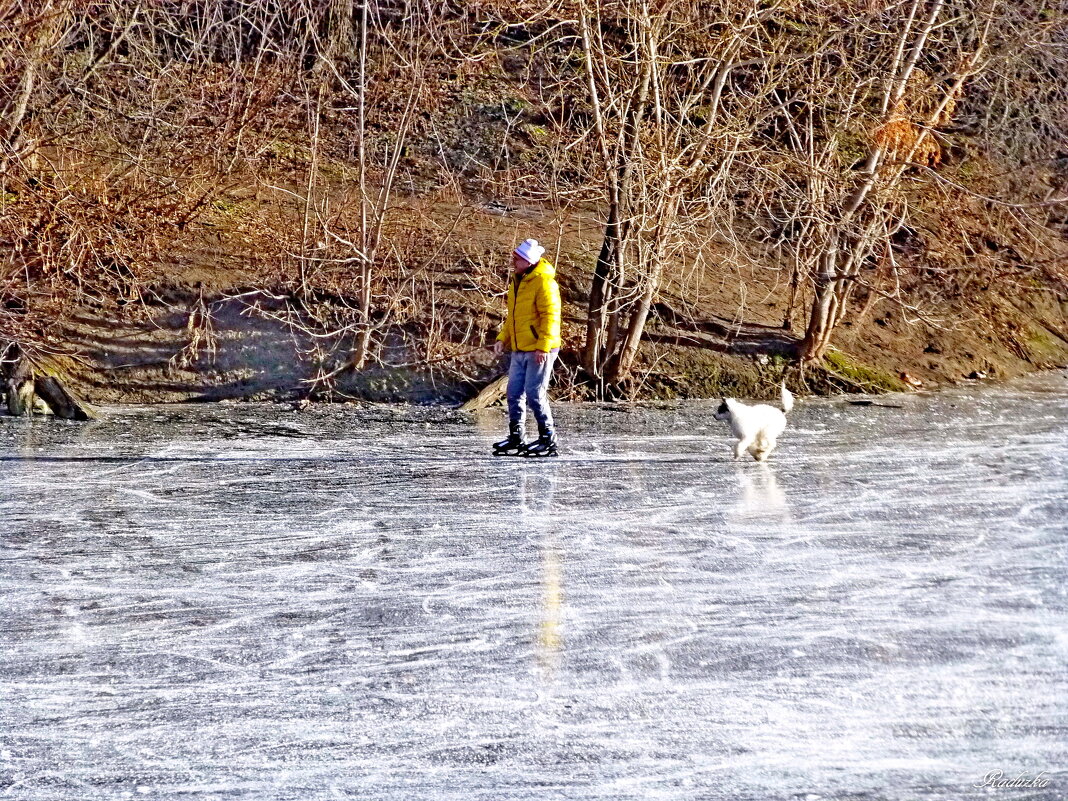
[491,238,562,457]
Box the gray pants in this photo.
[507,349,558,431]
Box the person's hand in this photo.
[534,350,547,366]
[493,340,504,356]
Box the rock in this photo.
[31,391,54,415]
[4,350,34,416]
[965,370,988,380]
[8,377,35,416]
[460,375,508,411]
[34,376,94,420]
[3,348,96,419]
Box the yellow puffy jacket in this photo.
[496,258,562,352]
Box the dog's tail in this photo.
[780,381,795,415]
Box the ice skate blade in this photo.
[521,449,558,458]
[492,448,527,457]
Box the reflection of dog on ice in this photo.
[714,382,794,462]
[734,464,789,520]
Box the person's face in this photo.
[512,253,532,274]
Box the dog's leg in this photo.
[748,433,766,461]
[733,436,753,459]
[753,436,776,462]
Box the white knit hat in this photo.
[514,238,545,265]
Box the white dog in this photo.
[714,382,794,461]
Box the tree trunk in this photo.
[799,0,947,362]
[351,0,372,370]
[583,207,619,377]
[609,260,661,382]
[799,243,841,362]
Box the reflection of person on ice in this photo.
[492,238,562,457]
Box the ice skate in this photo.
[492,423,527,456]
[522,427,558,458]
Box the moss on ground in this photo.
[1025,325,1066,362]
[626,349,793,402]
[822,350,909,392]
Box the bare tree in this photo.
[566,0,781,386]
[795,0,998,362]
[2,0,1065,402]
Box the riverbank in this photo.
[4,2,1067,412]
[19,227,1067,411]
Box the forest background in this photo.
[2,0,1067,405]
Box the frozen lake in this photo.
[1,372,1066,800]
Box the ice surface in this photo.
[1,373,1066,800]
